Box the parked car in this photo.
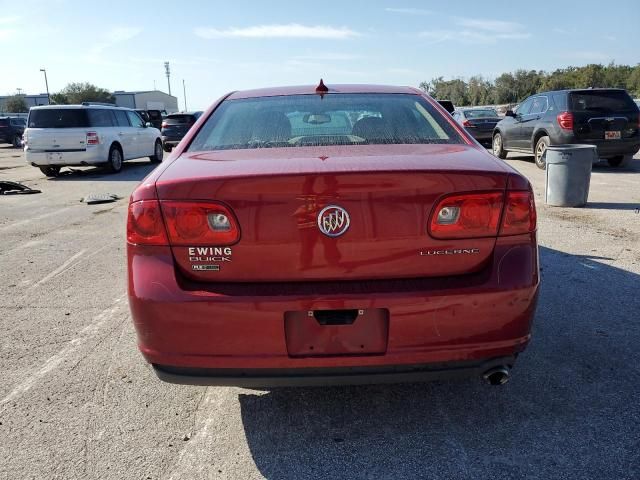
[0,116,26,148]
[452,107,501,146]
[127,83,539,387]
[436,99,455,114]
[492,89,640,169]
[160,111,203,152]
[23,104,163,176]
[136,109,163,130]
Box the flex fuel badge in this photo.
[188,247,232,271]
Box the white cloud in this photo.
[419,29,529,44]
[385,7,432,15]
[0,15,20,24]
[90,26,142,55]
[291,53,363,61]
[419,17,531,44]
[454,17,524,33]
[194,24,361,39]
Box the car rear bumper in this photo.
[161,136,183,147]
[555,133,640,158]
[25,146,107,166]
[128,233,539,386]
[466,129,494,141]
[153,356,517,387]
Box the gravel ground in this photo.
[0,145,638,480]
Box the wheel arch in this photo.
[532,129,550,149]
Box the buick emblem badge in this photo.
[317,205,350,237]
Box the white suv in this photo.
[23,104,163,176]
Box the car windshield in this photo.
[464,109,499,118]
[28,109,89,128]
[570,91,637,113]
[188,93,463,151]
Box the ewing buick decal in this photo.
[188,247,232,271]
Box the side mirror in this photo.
[505,110,515,118]
[145,122,152,128]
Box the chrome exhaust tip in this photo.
[483,366,510,386]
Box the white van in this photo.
[23,104,163,176]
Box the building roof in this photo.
[228,84,421,100]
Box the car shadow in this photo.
[47,159,157,182]
[586,202,640,211]
[236,246,640,479]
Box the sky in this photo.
[1,0,639,109]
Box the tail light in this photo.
[127,200,168,245]
[557,111,574,130]
[127,200,240,246]
[500,191,537,236]
[462,120,472,127]
[429,192,503,239]
[429,190,536,239]
[161,121,168,129]
[161,201,240,246]
[86,131,100,145]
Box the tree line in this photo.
[419,63,640,106]
[2,82,115,113]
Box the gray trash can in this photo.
[545,144,596,207]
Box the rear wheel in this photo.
[492,132,507,159]
[607,155,633,167]
[534,136,550,170]
[163,142,173,153]
[150,140,163,163]
[12,134,22,148]
[39,166,61,177]
[106,145,123,173]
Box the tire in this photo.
[492,132,507,159]
[149,140,163,163]
[39,166,61,177]
[607,154,633,168]
[534,136,550,170]
[12,134,22,148]
[106,145,123,173]
[163,143,173,153]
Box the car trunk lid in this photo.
[155,144,513,282]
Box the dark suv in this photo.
[492,89,640,168]
[0,116,26,148]
[161,112,203,152]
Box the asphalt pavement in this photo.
[0,146,639,479]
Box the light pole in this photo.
[183,79,187,111]
[164,62,171,96]
[40,68,50,104]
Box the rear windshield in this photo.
[188,93,462,151]
[28,109,89,128]
[147,110,162,119]
[464,109,499,118]
[11,118,26,126]
[570,90,637,113]
[165,114,196,125]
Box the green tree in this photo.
[626,65,640,97]
[5,95,28,113]
[53,82,114,104]
[50,92,69,105]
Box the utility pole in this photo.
[17,88,23,95]
[40,68,50,104]
[153,80,156,91]
[183,79,187,111]
[164,62,171,96]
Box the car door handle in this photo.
[119,132,125,135]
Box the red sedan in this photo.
[127,83,539,387]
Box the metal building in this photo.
[113,90,178,113]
